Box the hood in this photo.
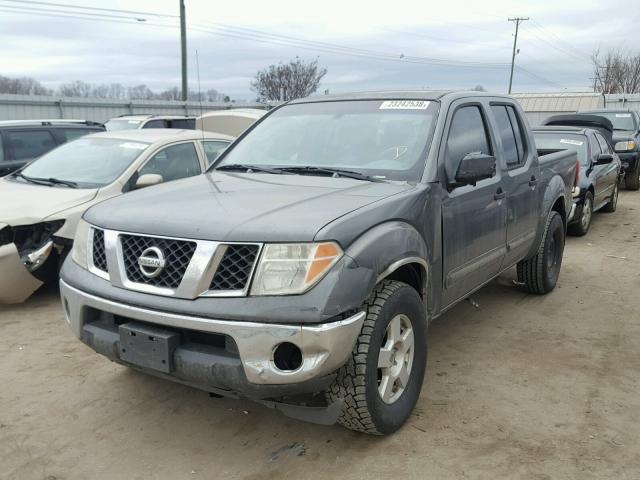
[612,131,637,143]
[85,172,415,243]
[0,178,98,226]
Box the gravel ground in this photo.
[1,191,639,480]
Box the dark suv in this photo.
[0,119,105,176]
[578,109,640,190]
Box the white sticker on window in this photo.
[616,113,631,118]
[560,139,583,146]
[119,142,148,150]
[127,120,142,124]
[380,100,430,110]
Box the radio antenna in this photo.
[195,49,205,144]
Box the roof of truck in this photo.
[288,90,508,104]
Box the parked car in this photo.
[0,128,234,304]
[577,109,640,190]
[196,109,265,137]
[535,115,622,236]
[0,119,104,176]
[105,115,196,131]
[60,91,577,435]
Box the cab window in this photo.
[6,130,56,160]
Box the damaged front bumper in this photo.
[0,242,48,303]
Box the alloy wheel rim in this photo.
[581,198,592,230]
[378,314,415,404]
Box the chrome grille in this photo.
[120,234,196,288]
[210,244,259,291]
[92,229,107,272]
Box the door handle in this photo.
[494,188,506,200]
[529,176,538,187]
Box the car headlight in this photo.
[71,218,90,269]
[614,140,636,152]
[250,242,343,295]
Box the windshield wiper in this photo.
[280,166,384,182]
[14,172,79,188]
[215,164,284,174]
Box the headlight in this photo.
[250,242,342,295]
[614,140,636,152]
[71,219,90,269]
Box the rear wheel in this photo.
[601,183,618,213]
[625,163,640,190]
[326,280,427,435]
[517,210,565,295]
[567,192,593,236]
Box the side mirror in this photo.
[595,153,613,165]
[451,152,496,188]
[135,173,163,189]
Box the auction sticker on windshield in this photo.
[119,142,148,150]
[127,120,142,124]
[380,100,430,110]
[616,113,632,117]
[560,139,584,146]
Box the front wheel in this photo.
[326,280,427,435]
[517,210,565,295]
[625,164,640,190]
[601,183,618,213]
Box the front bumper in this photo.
[0,243,42,303]
[60,279,364,394]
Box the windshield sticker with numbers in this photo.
[616,113,631,117]
[380,100,430,110]
[560,139,583,146]
[119,142,148,150]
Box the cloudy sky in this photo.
[1,0,638,100]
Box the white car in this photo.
[0,128,233,303]
[104,115,195,131]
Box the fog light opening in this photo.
[273,342,303,372]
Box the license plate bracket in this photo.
[118,322,180,373]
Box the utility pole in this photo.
[180,0,187,101]
[508,17,529,94]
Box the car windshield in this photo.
[105,119,144,131]
[587,112,637,131]
[534,133,588,165]
[213,100,439,181]
[20,137,149,188]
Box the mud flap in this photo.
[258,399,344,426]
[0,244,42,304]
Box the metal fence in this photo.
[0,94,270,123]
[513,92,640,125]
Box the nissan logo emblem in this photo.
[138,246,166,278]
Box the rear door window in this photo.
[58,128,97,143]
[491,105,519,167]
[5,129,56,161]
[143,120,167,129]
[139,142,202,181]
[170,119,195,129]
[445,105,493,180]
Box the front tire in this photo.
[567,192,593,236]
[517,210,565,294]
[601,183,618,213]
[326,280,427,435]
[625,163,640,190]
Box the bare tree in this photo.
[58,80,92,97]
[251,57,327,101]
[592,49,640,94]
[0,75,52,95]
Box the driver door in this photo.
[441,102,507,307]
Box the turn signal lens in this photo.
[71,218,90,269]
[250,242,343,296]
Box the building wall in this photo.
[0,94,269,123]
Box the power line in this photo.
[529,19,591,60]
[0,0,176,18]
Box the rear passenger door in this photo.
[490,103,539,267]
[441,102,507,307]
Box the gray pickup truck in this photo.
[60,91,577,435]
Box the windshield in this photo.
[213,100,439,181]
[534,133,588,165]
[20,137,149,188]
[587,112,637,131]
[105,119,144,131]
